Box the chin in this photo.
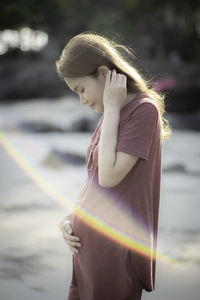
[95,108,104,114]
[92,105,103,114]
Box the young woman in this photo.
[56,32,171,300]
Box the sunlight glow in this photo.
[0,128,183,268]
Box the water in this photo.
[0,97,200,300]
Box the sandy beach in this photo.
[0,97,200,300]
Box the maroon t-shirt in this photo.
[69,92,162,299]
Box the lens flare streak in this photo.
[0,129,182,268]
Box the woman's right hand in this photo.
[59,215,82,255]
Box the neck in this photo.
[121,93,137,109]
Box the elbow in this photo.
[98,167,113,187]
[99,178,113,188]
[98,172,119,188]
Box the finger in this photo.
[67,240,82,248]
[61,220,72,233]
[69,246,75,254]
[116,73,125,82]
[62,226,72,236]
[70,245,79,254]
[63,235,80,246]
[63,232,80,242]
[120,75,127,88]
[121,74,127,83]
[63,236,80,247]
[66,223,73,234]
[111,69,116,82]
[59,218,70,228]
[69,246,79,255]
[105,70,111,83]
[63,232,81,245]
[59,214,71,225]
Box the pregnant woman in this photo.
[56,32,171,300]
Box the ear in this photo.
[97,66,110,79]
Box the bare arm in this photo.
[98,108,139,188]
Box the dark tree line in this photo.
[0,0,199,62]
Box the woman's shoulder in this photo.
[136,96,160,115]
[120,92,159,121]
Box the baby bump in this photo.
[71,212,101,251]
[71,211,125,262]
[71,213,133,299]
[71,213,88,242]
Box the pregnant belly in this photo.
[71,212,133,299]
[71,213,88,241]
[71,213,101,250]
[71,211,124,259]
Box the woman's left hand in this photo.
[103,69,127,112]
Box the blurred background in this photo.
[0,1,200,299]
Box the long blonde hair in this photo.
[56,31,172,140]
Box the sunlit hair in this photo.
[56,31,172,140]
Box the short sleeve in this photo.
[116,103,159,160]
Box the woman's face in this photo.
[64,69,107,114]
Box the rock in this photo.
[41,149,85,168]
[18,121,65,133]
[69,116,99,132]
[18,115,99,133]
[163,163,186,173]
